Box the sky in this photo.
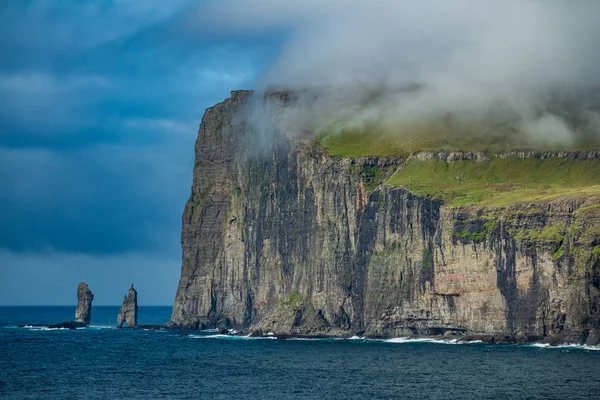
[0,0,282,305]
[2,0,599,305]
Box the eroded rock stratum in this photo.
[169,90,600,344]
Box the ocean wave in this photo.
[384,337,483,345]
[88,325,116,330]
[17,324,116,331]
[529,343,600,351]
[187,334,488,344]
[188,334,278,340]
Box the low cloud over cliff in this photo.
[200,0,600,147]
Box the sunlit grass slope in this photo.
[316,128,600,157]
[387,158,600,207]
[315,129,600,207]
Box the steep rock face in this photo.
[117,285,138,328]
[170,91,600,343]
[75,282,94,325]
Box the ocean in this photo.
[1,306,599,399]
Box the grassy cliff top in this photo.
[315,130,600,207]
[386,157,600,207]
[316,129,600,158]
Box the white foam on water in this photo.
[188,334,278,340]
[529,343,600,351]
[186,334,488,344]
[385,337,483,345]
[191,334,229,339]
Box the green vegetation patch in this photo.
[315,123,600,158]
[387,157,600,207]
[553,242,566,260]
[513,224,566,243]
[361,165,383,191]
[281,291,302,306]
[317,130,414,157]
[453,219,498,244]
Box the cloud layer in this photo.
[202,0,600,147]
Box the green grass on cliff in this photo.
[315,127,600,207]
[317,130,416,157]
[281,291,302,306]
[386,157,600,207]
[316,127,600,158]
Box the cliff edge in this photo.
[169,91,600,345]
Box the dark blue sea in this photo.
[1,306,600,399]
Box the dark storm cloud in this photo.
[0,0,278,259]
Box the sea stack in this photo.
[74,282,94,325]
[117,284,138,328]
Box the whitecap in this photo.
[529,343,600,351]
[385,337,482,345]
[88,325,115,329]
[188,333,277,340]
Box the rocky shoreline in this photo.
[163,322,600,346]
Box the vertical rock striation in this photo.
[169,91,600,344]
[75,282,94,325]
[117,284,138,328]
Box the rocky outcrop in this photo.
[24,282,94,329]
[117,284,138,328]
[169,91,600,344]
[74,282,94,325]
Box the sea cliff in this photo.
[169,90,600,345]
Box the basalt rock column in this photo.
[117,284,138,328]
[74,282,94,325]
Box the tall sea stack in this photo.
[117,284,138,328]
[74,282,94,325]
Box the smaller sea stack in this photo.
[74,282,94,325]
[117,284,138,328]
